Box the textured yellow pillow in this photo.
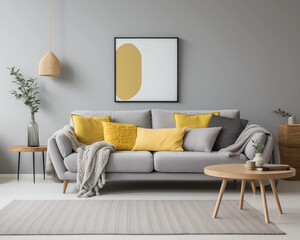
[174,112,220,128]
[102,122,137,151]
[71,115,111,145]
[132,127,186,151]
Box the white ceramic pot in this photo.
[253,153,265,167]
[288,116,296,124]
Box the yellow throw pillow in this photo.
[102,122,137,151]
[173,112,220,128]
[71,115,111,145]
[132,128,186,151]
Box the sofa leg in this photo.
[63,180,69,194]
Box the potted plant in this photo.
[273,108,296,124]
[9,67,41,147]
[252,140,265,167]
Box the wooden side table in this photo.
[279,124,300,180]
[9,145,47,183]
[204,164,296,223]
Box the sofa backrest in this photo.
[70,110,152,128]
[70,109,240,129]
[151,109,240,129]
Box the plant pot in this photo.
[288,116,296,124]
[253,153,264,167]
[28,113,39,147]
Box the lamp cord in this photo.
[49,0,51,51]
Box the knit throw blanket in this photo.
[219,124,280,164]
[46,125,115,198]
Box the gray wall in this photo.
[1,0,300,173]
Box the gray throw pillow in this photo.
[183,127,222,152]
[208,115,248,151]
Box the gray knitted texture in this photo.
[46,125,115,198]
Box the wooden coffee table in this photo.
[204,164,296,223]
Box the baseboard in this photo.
[0,174,44,179]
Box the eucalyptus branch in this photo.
[273,108,291,118]
[8,67,40,114]
[252,140,265,153]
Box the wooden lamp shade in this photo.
[39,51,60,77]
[39,0,60,77]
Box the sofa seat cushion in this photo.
[64,151,153,173]
[153,151,247,173]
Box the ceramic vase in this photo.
[28,112,39,147]
[288,116,296,124]
[253,153,264,167]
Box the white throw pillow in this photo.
[183,127,222,152]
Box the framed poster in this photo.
[114,37,178,102]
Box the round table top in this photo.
[9,145,47,152]
[204,164,296,180]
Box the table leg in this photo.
[240,179,246,209]
[17,152,21,181]
[269,179,282,214]
[259,180,269,223]
[250,180,257,194]
[42,151,45,180]
[32,152,35,184]
[213,178,227,218]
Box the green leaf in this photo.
[9,67,40,113]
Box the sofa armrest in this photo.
[261,135,275,164]
[56,133,73,158]
[244,133,275,164]
[244,133,267,160]
[48,137,67,180]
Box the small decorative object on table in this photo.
[9,67,41,147]
[262,164,290,171]
[273,108,296,124]
[252,140,265,167]
[245,160,256,170]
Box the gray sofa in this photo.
[48,109,275,193]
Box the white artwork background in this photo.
[116,39,178,101]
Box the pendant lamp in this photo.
[39,0,60,77]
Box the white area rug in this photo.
[0,200,284,235]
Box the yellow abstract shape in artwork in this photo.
[116,43,142,100]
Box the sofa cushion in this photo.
[70,110,151,128]
[183,127,222,152]
[151,109,240,129]
[71,115,111,145]
[103,122,137,151]
[153,151,247,173]
[132,127,186,151]
[209,115,248,151]
[56,133,73,158]
[173,112,220,128]
[64,151,153,173]
[244,132,267,160]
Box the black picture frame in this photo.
[114,37,179,103]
